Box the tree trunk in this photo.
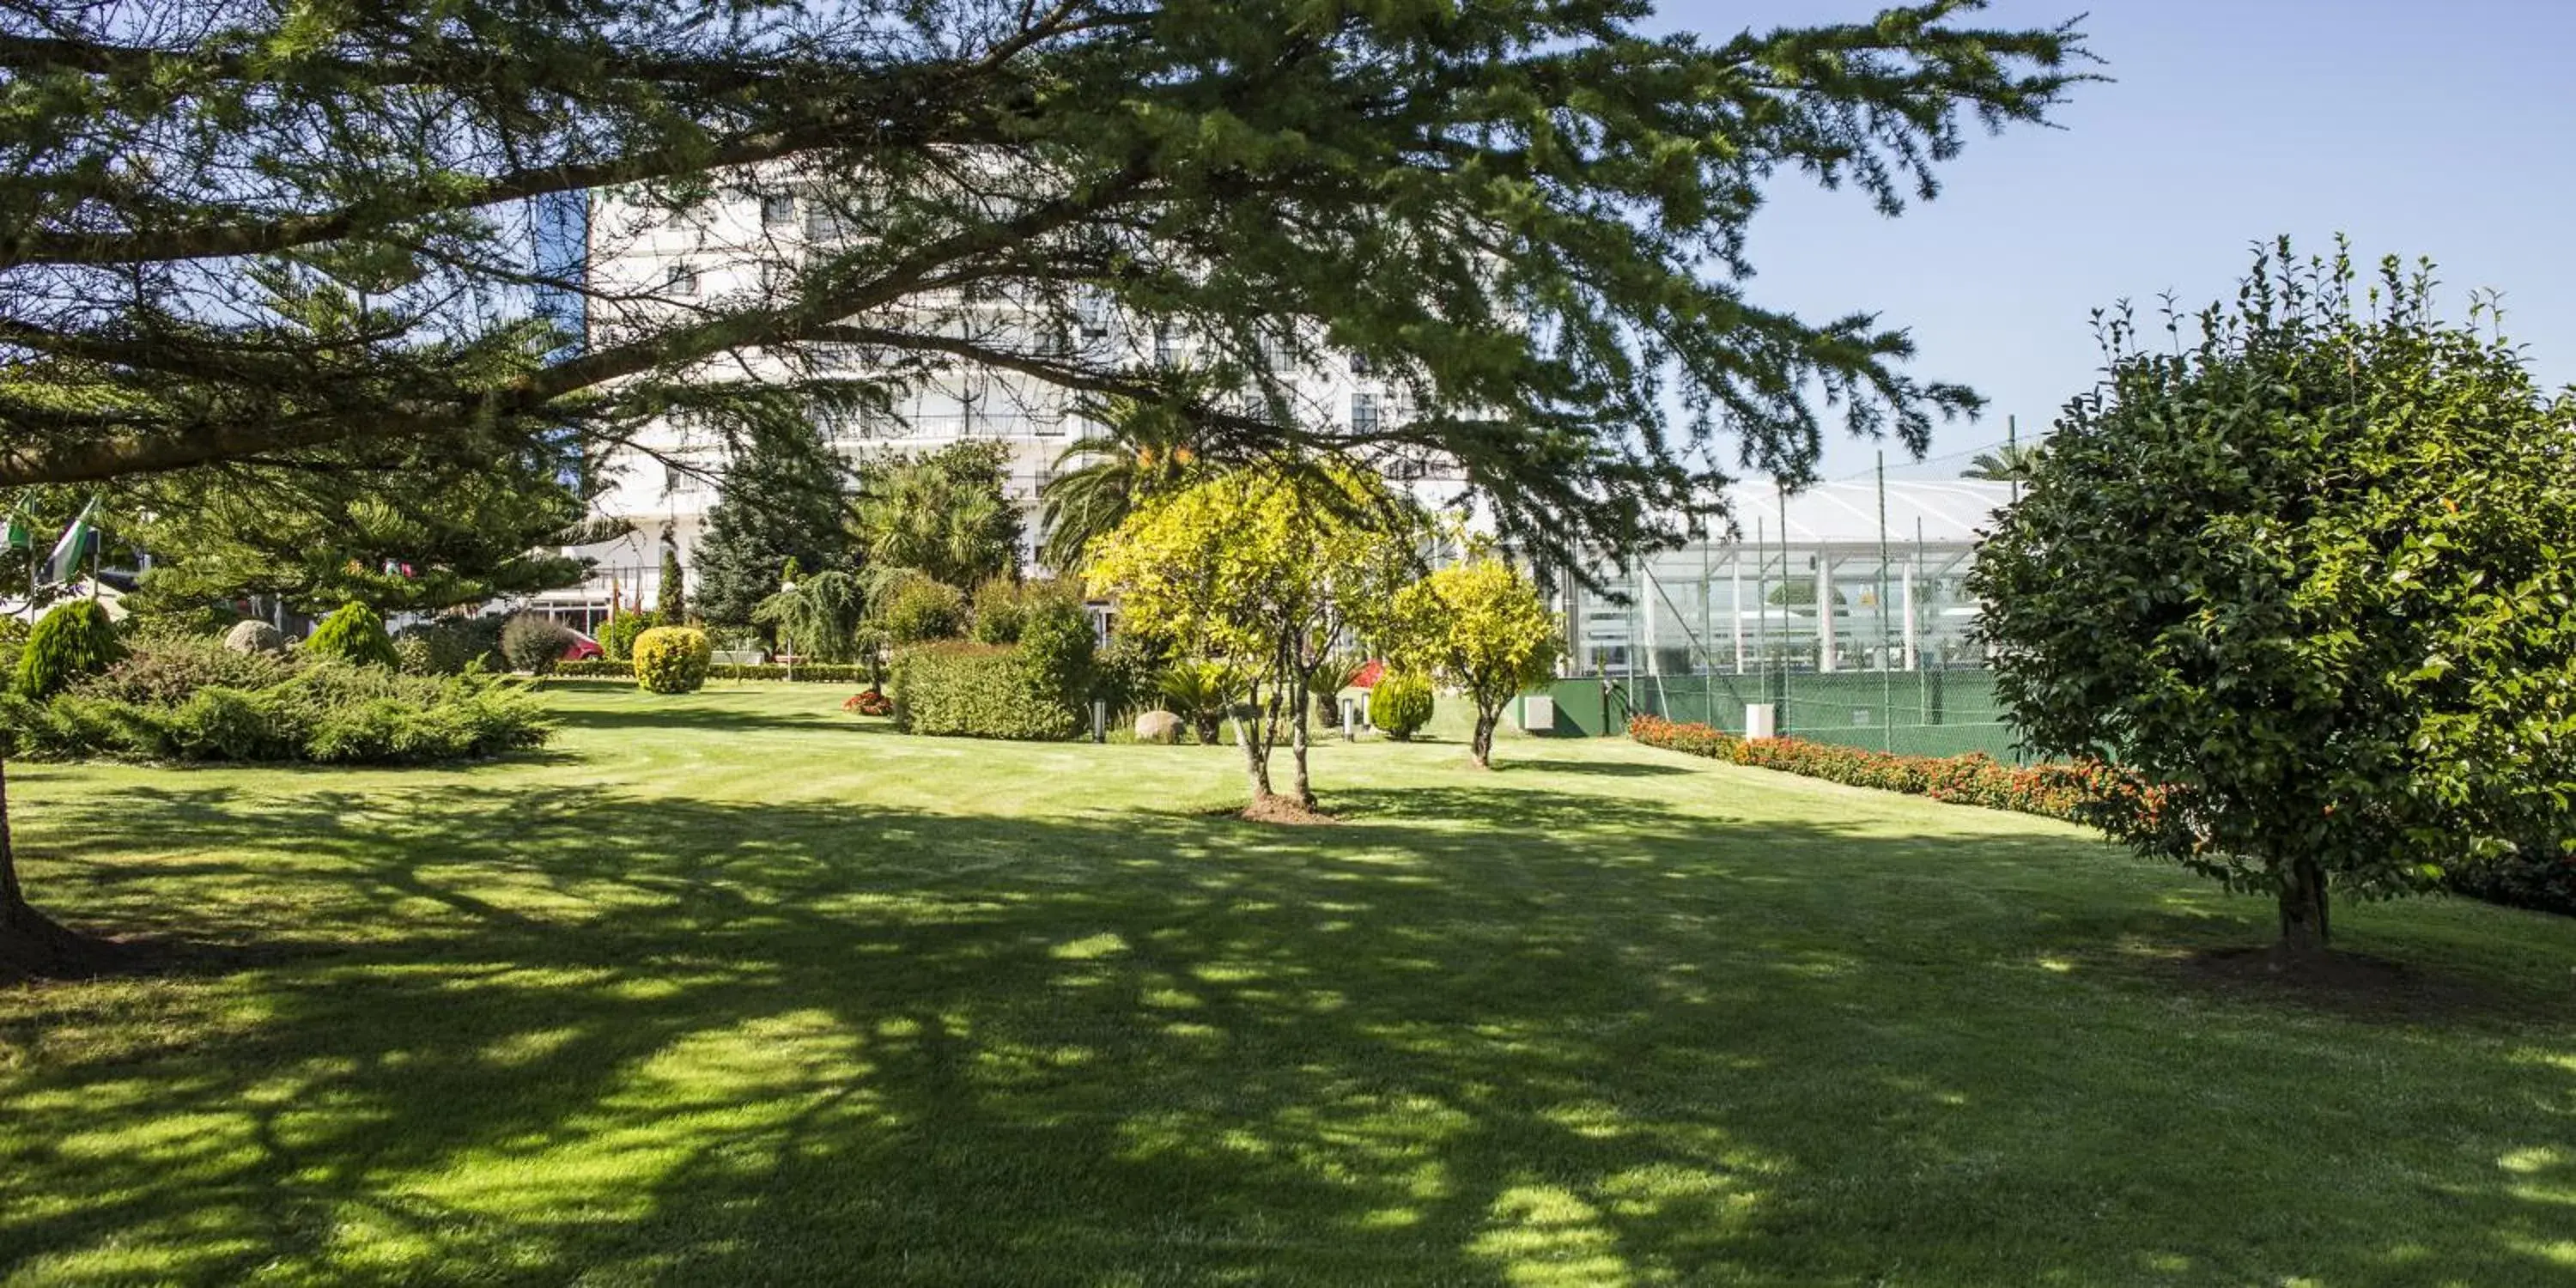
[1470,706,1499,770]
[1290,674,1314,807]
[1235,681,1274,803]
[2276,854,2331,955]
[0,753,81,976]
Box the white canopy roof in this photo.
[1709,479,2010,547]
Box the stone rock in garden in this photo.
[1134,710,1183,744]
[223,620,288,654]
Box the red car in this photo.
[561,629,604,662]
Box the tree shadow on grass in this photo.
[1,775,2572,1285]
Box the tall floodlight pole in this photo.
[1879,452,1893,746]
[2008,414,2020,508]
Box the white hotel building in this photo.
[532,178,1429,628]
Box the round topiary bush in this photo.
[223,618,288,654]
[633,626,713,694]
[1369,670,1435,741]
[304,602,399,668]
[500,612,575,674]
[14,599,125,698]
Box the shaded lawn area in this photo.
[1,683,2573,1285]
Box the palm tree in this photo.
[848,441,1021,598]
[1961,441,2045,482]
[1037,400,1210,574]
[1157,660,1241,746]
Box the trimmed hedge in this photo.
[632,626,713,694]
[892,641,1079,740]
[1629,714,2575,918]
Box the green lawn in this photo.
[2,683,2573,1285]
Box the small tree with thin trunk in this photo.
[1393,553,1564,769]
[1085,465,1415,815]
[656,547,687,623]
[1971,240,2576,957]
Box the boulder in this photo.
[1133,710,1184,744]
[223,619,288,654]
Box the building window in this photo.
[761,194,797,228]
[1351,391,1379,434]
[1348,352,1374,376]
[1076,291,1111,339]
[665,264,699,296]
[1153,323,1176,368]
[1258,330,1296,372]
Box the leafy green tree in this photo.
[690,423,853,628]
[1086,464,1418,811]
[1971,241,2576,957]
[1959,441,2044,482]
[755,569,868,663]
[1392,554,1564,769]
[851,442,1022,595]
[0,0,2085,575]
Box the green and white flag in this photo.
[42,496,97,586]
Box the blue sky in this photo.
[1650,0,2576,482]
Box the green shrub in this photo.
[15,600,125,698]
[500,612,575,674]
[1368,670,1434,740]
[304,601,398,668]
[75,635,300,705]
[1157,660,1237,745]
[4,661,550,765]
[633,626,713,694]
[391,617,502,676]
[1093,635,1168,720]
[1015,596,1096,715]
[881,577,968,644]
[892,641,1079,740]
[970,577,1027,644]
[597,609,658,661]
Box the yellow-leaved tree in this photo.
[1086,465,1418,816]
[1391,552,1564,769]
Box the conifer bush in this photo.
[303,602,398,668]
[13,600,125,698]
